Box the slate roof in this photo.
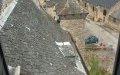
[0,0,84,75]
[55,0,87,15]
[0,0,2,13]
[46,0,63,4]
[44,0,87,16]
[111,9,120,20]
[45,0,67,15]
[85,0,120,9]
[45,0,62,5]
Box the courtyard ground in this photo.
[60,19,117,74]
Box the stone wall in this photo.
[86,3,108,22]
[79,1,110,22]
[105,1,120,30]
[107,16,120,31]
[106,1,120,21]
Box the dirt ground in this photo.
[60,20,115,74]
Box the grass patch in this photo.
[89,56,110,75]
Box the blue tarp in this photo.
[85,35,98,44]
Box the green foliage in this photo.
[89,56,110,75]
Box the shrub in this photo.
[89,56,110,75]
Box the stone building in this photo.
[78,0,119,22]
[41,0,88,20]
[107,9,120,30]
[55,0,88,20]
[104,0,120,30]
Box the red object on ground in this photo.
[99,42,105,48]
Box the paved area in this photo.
[84,20,119,73]
[0,0,85,75]
[85,20,119,52]
[60,19,118,74]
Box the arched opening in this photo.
[85,3,87,7]
[93,17,94,21]
[113,18,117,23]
[103,10,107,16]
[77,0,80,2]
[72,14,75,16]
[92,6,94,11]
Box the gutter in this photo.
[67,32,89,75]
